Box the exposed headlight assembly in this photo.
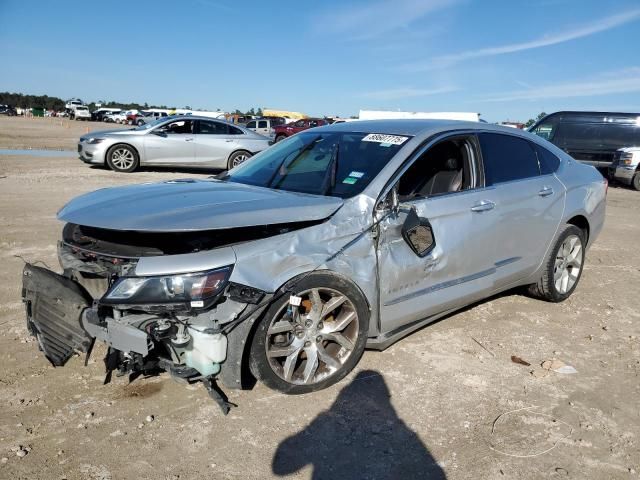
[101,266,232,311]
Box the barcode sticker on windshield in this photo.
[362,134,408,145]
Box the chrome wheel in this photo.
[265,287,359,386]
[554,234,582,294]
[110,148,135,170]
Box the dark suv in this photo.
[0,105,17,116]
[529,111,640,169]
[273,118,329,142]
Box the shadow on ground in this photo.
[272,370,446,480]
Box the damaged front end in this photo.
[22,223,278,414]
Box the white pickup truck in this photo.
[609,147,640,190]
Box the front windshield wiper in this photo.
[320,142,339,196]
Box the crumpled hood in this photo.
[57,179,344,232]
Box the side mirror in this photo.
[401,208,435,257]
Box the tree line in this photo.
[0,91,263,116]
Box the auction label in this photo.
[362,134,409,145]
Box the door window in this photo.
[196,120,228,135]
[478,133,540,185]
[246,121,256,129]
[397,135,480,199]
[534,144,561,174]
[228,125,244,135]
[258,120,268,129]
[162,120,193,134]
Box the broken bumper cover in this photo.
[21,264,93,366]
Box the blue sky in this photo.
[1,0,639,122]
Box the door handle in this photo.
[538,186,554,197]
[185,138,194,142]
[225,139,234,142]
[471,200,495,212]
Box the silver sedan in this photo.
[77,115,271,172]
[25,120,607,404]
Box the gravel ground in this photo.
[0,116,638,480]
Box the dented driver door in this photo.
[376,190,498,334]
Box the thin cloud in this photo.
[483,68,640,102]
[402,8,640,71]
[315,0,461,40]
[360,86,457,100]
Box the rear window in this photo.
[479,133,540,184]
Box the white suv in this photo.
[609,147,640,191]
[73,106,91,121]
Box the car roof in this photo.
[313,119,479,136]
[313,118,551,143]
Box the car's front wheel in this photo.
[275,134,287,143]
[250,272,369,394]
[632,171,640,191]
[106,144,139,173]
[529,224,586,302]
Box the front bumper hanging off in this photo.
[21,264,93,366]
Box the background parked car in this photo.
[105,111,129,124]
[92,108,121,122]
[609,147,640,190]
[135,111,169,126]
[529,111,640,169]
[77,115,270,172]
[72,105,91,121]
[244,117,286,140]
[0,104,17,116]
[273,118,329,142]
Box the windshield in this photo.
[134,118,167,130]
[223,131,410,198]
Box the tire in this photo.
[632,172,640,191]
[137,120,144,126]
[227,150,252,170]
[275,134,287,143]
[528,224,586,302]
[250,271,369,394]
[106,144,139,173]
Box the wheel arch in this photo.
[566,214,590,244]
[220,268,371,391]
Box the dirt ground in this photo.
[0,116,638,480]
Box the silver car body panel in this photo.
[57,179,344,232]
[77,116,270,170]
[67,119,606,344]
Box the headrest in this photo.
[445,157,460,170]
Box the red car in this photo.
[273,118,329,142]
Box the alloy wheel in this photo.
[232,154,248,167]
[554,234,582,294]
[110,148,135,170]
[265,287,359,385]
